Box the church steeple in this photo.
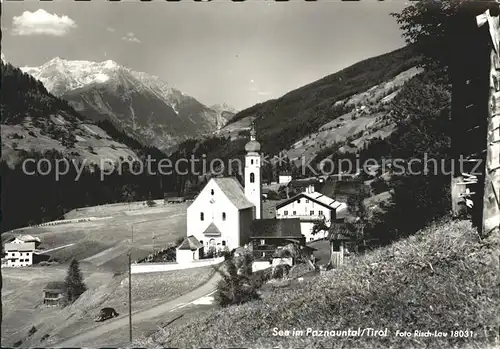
[245,121,260,153]
[250,122,256,141]
[244,121,262,219]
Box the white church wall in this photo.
[244,154,262,219]
[187,179,241,251]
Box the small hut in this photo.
[43,281,66,306]
[327,223,352,268]
[176,235,203,264]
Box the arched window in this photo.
[222,240,226,246]
[211,189,214,195]
[200,212,204,221]
[251,159,254,165]
[222,212,226,221]
[250,173,255,183]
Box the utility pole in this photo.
[127,218,166,343]
[152,231,155,255]
[128,251,132,343]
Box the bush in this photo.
[266,190,280,200]
[146,199,156,207]
[370,177,389,195]
[215,253,260,307]
[252,268,272,288]
[271,264,291,279]
[175,236,185,247]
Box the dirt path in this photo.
[52,271,222,347]
[38,243,76,253]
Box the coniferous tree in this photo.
[64,259,87,304]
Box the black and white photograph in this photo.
[1,0,499,348]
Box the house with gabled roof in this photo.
[275,185,348,242]
[176,235,204,264]
[249,219,318,271]
[3,235,42,267]
[43,281,66,306]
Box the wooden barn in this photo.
[450,1,500,237]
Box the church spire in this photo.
[245,120,260,153]
[244,120,262,219]
[250,121,256,141]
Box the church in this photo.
[183,125,263,254]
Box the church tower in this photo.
[244,122,262,219]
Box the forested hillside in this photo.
[227,45,421,155]
[0,63,187,232]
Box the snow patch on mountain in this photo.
[19,57,236,149]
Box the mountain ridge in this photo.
[1,60,141,169]
[21,58,237,150]
[220,45,421,156]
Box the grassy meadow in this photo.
[136,219,499,349]
[2,265,215,347]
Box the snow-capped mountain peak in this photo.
[20,58,131,96]
[20,57,234,150]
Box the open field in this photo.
[1,264,113,346]
[5,201,188,272]
[137,219,500,349]
[82,305,216,348]
[2,264,215,347]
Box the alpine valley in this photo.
[21,58,237,151]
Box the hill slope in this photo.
[137,219,499,349]
[22,58,236,150]
[219,45,421,156]
[1,61,139,168]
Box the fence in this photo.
[131,257,225,274]
[27,216,111,228]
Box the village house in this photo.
[3,235,41,267]
[276,185,348,241]
[278,172,293,185]
[249,218,305,271]
[42,281,66,306]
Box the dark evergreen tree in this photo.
[64,259,87,304]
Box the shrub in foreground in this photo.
[138,220,499,349]
[214,253,260,307]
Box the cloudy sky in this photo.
[2,0,409,110]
